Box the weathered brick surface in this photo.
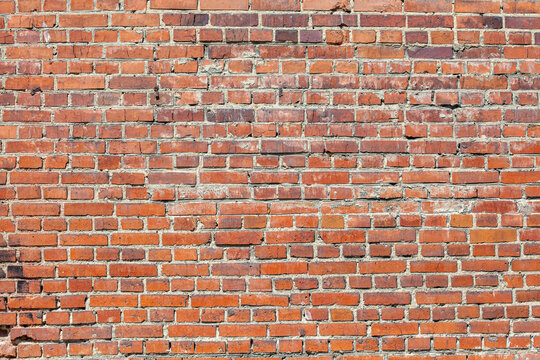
[0,0,539,358]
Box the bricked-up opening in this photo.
[2,0,540,358]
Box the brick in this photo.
[60,235,107,246]
[4,110,51,122]
[266,231,314,244]
[308,293,357,308]
[58,265,106,277]
[470,321,510,334]
[192,295,238,307]
[252,0,300,10]
[364,292,411,305]
[59,15,108,27]
[405,0,452,12]
[62,172,108,184]
[304,0,351,11]
[200,171,248,184]
[109,141,156,154]
[170,203,216,215]
[111,233,159,245]
[408,47,453,59]
[309,262,356,275]
[215,231,263,245]
[502,171,540,184]
[320,323,367,336]
[512,260,540,272]
[269,324,316,337]
[116,203,162,216]
[514,321,540,333]
[455,0,501,13]
[7,232,54,247]
[65,203,113,216]
[164,228,201,247]
[58,77,105,90]
[356,0,401,11]
[303,171,348,184]
[320,230,365,243]
[110,264,157,277]
[90,295,138,307]
[368,230,416,243]
[169,325,216,337]
[251,172,299,184]
[467,291,513,304]
[470,229,517,243]
[150,0,196,8]
[8,296,56,309]
[6,47,53,59]
[200,0,248,10]
[261,139,307,153]
[111,14,160,27]
[12,203,59,216]
[219,324,267,337]
[213,263,260,276]
[116,325,163,338]
[156,46,204,59]
[1,1,536,355]
[361,140,407,153]
[262,15,309,28]
[372,323,419,336]
[63,327,112,340]
[358,261,406,274]
[403,171,450,183]
[420,322,467,334]
[148,172,196,184]
[452,171,499,184]
[162,264,209,276]
[411,261,457,273]
[245,296,289,309]
[419,230,466,243]
[106,46,154,59]
[358,46,405,59]
[11,327,60,342]
[416,291,462,304]
[260,262,307,274]
[207,109,255,123]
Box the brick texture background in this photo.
[1,0,540,358]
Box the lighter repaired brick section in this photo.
[0,0,539,358]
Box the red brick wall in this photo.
[1,0,540,358]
